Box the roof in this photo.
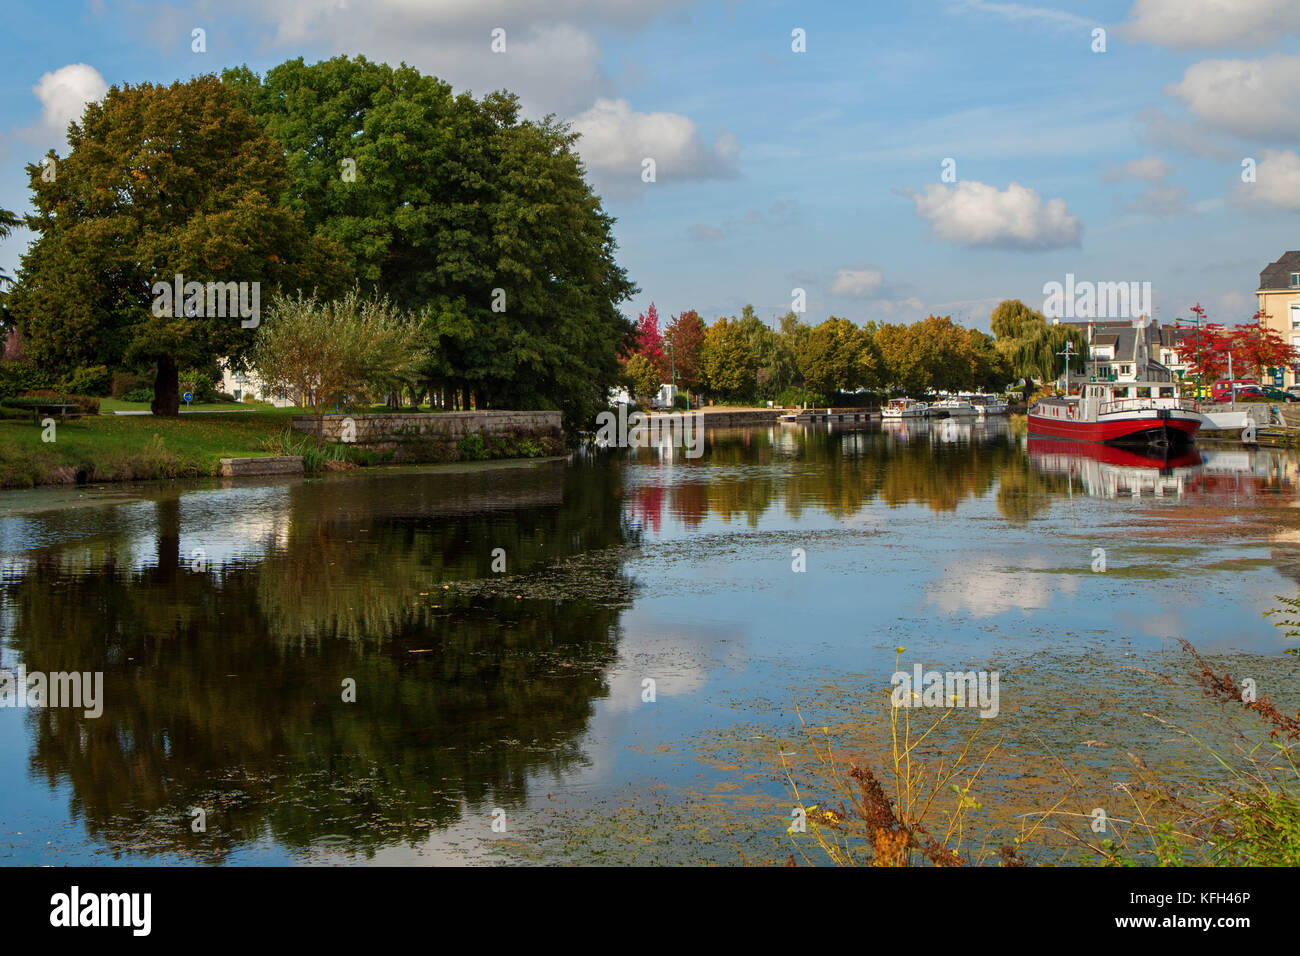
[1259,252,1300,290]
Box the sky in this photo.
[2,0,1299,334]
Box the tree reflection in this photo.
[2,462,631,861]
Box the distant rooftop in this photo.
[1259,251,1300,291]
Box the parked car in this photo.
[1287,384,1300,399]
[1259,385,1299,403]
[1210,379,1262,403]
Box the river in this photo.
[2,419,1297,864]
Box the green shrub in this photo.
[457,433,488,461]
[58,364,111,396]
[2,390,100,414]
[0,361,43,400]
[776,386,827,407]
[123,387,154,403]
[110,371,151,398]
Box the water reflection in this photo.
[1,423,1297,863]
[1,462,633,861]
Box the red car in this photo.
[1210,379,1262,403]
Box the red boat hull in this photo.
[1027,411,1200,446]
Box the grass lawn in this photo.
[0,407,305,488]
[0,401,551,489]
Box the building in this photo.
[1256,251,1300,388]
[1051,318,1174,387]
[218,359,297,407]
[1154,324,1199,382]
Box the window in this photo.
[1291,272,1300,288]
[1292,304,1300,330]
[1120,364,1132,375]
[1136,387,1151,397]
[1159,387,1174,398]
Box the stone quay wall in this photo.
[291,410,563,447]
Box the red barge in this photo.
[1028,379,1202,447]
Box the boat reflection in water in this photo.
[1027,438,1202,498]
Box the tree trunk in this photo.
[151,355,180,417]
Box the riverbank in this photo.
[0,407,563,489]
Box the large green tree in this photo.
[0,207,20,290]
[225,56,637,428]
[798,316,879,396]
[7,76,350,415]
[700,316,758,401]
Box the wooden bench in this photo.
[31,403,85,424]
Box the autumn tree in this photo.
[1233,313,1296,379]
[6,76,351,415]
[664,309,705,389]
[1183,314,1296,382]
[634,303,668,380]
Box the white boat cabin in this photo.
[1077,380,1189,417]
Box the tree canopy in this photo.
[224,56,637,427]
[6,76,351,415]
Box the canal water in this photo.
[2,420,1298,864]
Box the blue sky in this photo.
[2,0,1298,332]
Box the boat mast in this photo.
[1057,340,1076,394]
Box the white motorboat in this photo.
[927,397,977,418]
[881,398,928,419]
[961,393,1009,417]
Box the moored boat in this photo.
[962,393,1009,417]
[1027,380,1201,446]
[881,397,927,419]
[927,397,977,418]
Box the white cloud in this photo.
[688,200,797,241]
[948,0,1091,31]
[1238,149,1300,211]
[1124,0,1298,49]
[232,0,681,117]
[1103,155,1170,183]
[1126,183,1190,217]
[907,181,1082,250]
[1166,55,1300,141]
[1135,105,1234,160]
[1102,155,1189,217]
[27,63,108,147]
[830,267,884,297]
[572,98,737,196]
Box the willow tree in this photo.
[1010,323,1088,393]
[989,299,1086,395]
[252,291,424,446]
